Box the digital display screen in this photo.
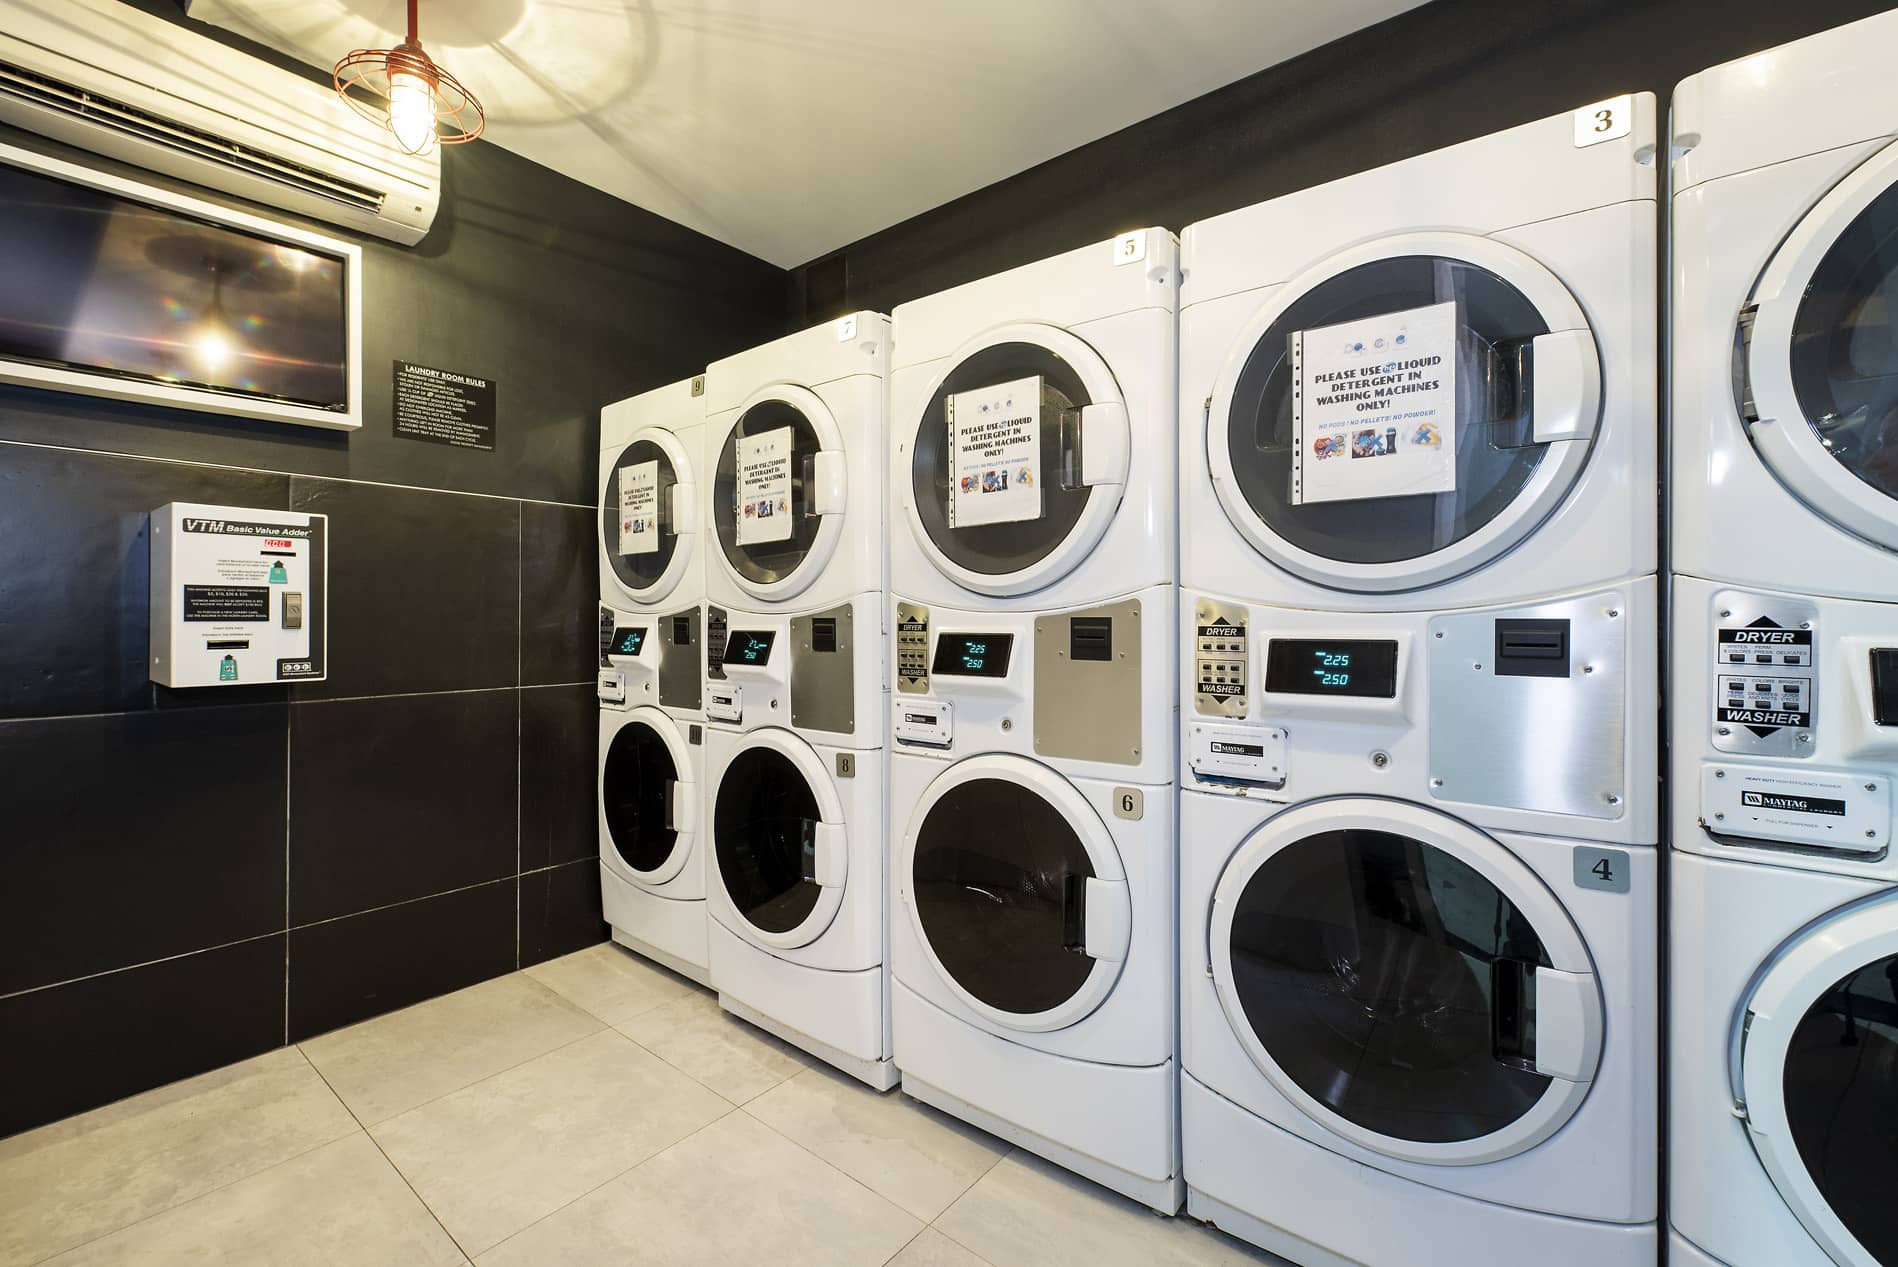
[1263,639,1399,698]
[724,630,776,666]
[0,161,349,410]
[931,633,1013,678]
[610,627,647,657]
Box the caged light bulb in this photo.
[387,67,437,155]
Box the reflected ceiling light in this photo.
[333,0,486,156]
[190,268,241,376]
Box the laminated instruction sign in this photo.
[618,460,659,556]
[1293,301,1458,505]
[948,375,1042,528]
[735,427,793,545]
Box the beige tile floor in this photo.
[0,942,1289,1266]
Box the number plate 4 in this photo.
[1572,846,1631,894]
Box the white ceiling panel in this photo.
[187,0,1422,266]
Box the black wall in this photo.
[0,18,787,1135]
[793,0,1898,317]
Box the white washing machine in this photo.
[1178,584,1659,1267]
[1176,101,1661,1267]
[1180,100,1656,611]
[699,313,894,1088]
[597,379,709,983]
[884,230,1181,1212]
[703,313,889,613]
[1670,15,1898,1266]
[701,595,891,1088]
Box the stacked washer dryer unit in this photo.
[1176,100,1660,1267]
[700,313,895,1089]
[886,230,1180,1211]
[1670,16,1898,1267]
[597,377,710,984]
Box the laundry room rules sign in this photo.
[947,375,1043,527]
[1292,301,1457,505]
[393,360,497,451]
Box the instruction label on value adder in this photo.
[1293,301,1458,505]
[735,427,793,546]
[619,460,659,556]
[948,375,1042,528]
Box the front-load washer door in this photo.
[1743,141,1898,554]
[601,427,696,607]
[1733,894,1898,1267]
[712,730,846,950]
[600,709,695,888]
[712,386,845,602]
[899,754,1131,1033]
[1209,233,1602,594]
[904,324,1131,597]
[1207,797,1604,1167]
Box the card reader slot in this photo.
[205,640,250,650]
[1493,619,1570,678]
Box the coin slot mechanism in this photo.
[1494,619,1570,678]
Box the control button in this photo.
[1726,652,1745,663]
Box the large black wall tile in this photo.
[521,502,597,686]
[0,706,288,996]
[289,689,518,924]
[0,443,288,720]
[0,934,285,1138]
[520,859,606,969]
[288,879,516,1040]
[520,685,597,872]
[287,478,519,699]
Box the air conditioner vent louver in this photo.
[0,59,386,215]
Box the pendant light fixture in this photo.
[333,0,486,156]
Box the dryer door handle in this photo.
[665,780,695,833]
[1529,328,1601,445]
[1078,401,1130,488]
[667,481,698,536]
[807,450,847,516]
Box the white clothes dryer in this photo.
[1670,17,1898,1264]
[1180,99,1656,611]
[888,591,1178,1212]
[598,607,708,984]
[702,594,892,1089]
[1671,8,1898,603]
[888,228,1176,610]
[703,314,888,612]
[599,376,703,614]
[1178,580,1659,1267]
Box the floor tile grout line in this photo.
[472,1098,744,1260]
[735,1097,934,1229]
[927,1221,1002,1266]
[295,1047,474,1260]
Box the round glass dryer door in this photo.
[712,734,844,948]
[712,387,844,601]
[1209,233,1602,594]
[600,428,693,605]
[1207,798,1603,1166]
[905,324,1130,597]
[1743,142,1898,553]
[600,713,691,887]
[1735,896,1898,1267]
[900,755,1131,1032]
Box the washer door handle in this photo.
[1065,876,1130,963]
[802,820,847,888]
[1531,966,1602,1083]
[664,780,695,833]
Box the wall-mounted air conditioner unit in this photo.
[0,0,439,246]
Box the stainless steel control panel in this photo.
[1194,598,1248,718]
[897,601,929,694]
[1710,592,1817,758]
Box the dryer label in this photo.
[735,427,793,545]
[1292,300,1458,506]
[947,375,1043,528]
[619,460,659,555]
